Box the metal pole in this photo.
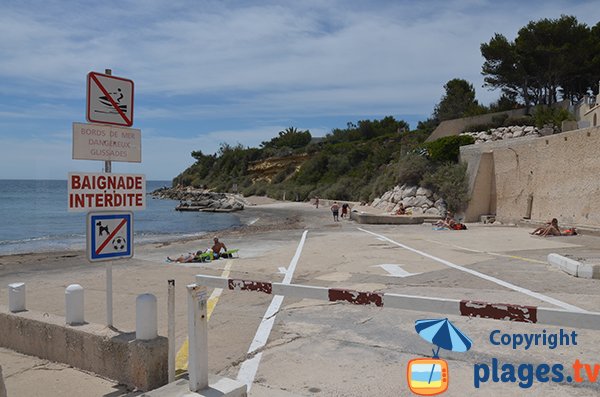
[106,261,113,327]
[105,67,113,327]
[168,279,176,383]
[187,284,208,391]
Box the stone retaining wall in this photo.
[370,185,446,217]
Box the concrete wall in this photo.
[0,365,6,397]
[462,150,496,221]
[0,305,168,391]
[427,108,528,142]
[460,126,600,226]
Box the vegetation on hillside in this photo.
[173,15,596,212]
[174,117,473,210]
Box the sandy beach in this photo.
[1,199,599,397]
[0,198,336,396]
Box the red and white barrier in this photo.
[195,274,600,331]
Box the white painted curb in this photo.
[548,253,600,279]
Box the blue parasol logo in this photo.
[407,318,472,395]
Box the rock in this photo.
[425,207,441,216]
[371,198,381,207]
[524,126,535,133]
[416,187,433,198]
[503,132,513,139]
[392,191,403,203]
[434,198,447,211]
[412,196,433,207]
[513,129,524,138]
[381,191,393,201]
[403,186,418,198]
[539,127,554,136]
[410,207,424,215]
[402,196,419,207]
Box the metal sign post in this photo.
[72,68,141,329]
[105,69,113,328]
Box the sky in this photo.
[1,0,599,181]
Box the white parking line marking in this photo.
[374,264,421,277]
[424,238,547,264]
[236,230,308,391]
[358,228,586,313]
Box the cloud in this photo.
[2,1,600,179]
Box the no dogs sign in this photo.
[87,212,133,262]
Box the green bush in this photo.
[533,106,574,128]
[396,153,432,186]
[491,113,509,126]
[503,115,534,126]
[425,135,475,163]
[421,162,470,212]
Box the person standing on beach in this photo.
[331,201,340,221]
[341,203,349,218]
[315,196,319,208]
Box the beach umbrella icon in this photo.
[415,318,472,357]
[415,318,472,385]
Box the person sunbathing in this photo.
[531,218,561,237]
[395,203,406,215]
[167,250,203,263]
[434,211,456,229]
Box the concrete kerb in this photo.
[548,253,600,279]
[141,374,247,397]
[195,275,600,331]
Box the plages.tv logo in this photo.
[407,318,473,396]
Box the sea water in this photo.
[0,180,242,255]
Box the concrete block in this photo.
[547,253,600,279]
[0,305,167,391]
[350,212,424,225]
[142,374,247,397]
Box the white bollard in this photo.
[8,282,26,312]
[136,293,158,340]
[65,284,85,325]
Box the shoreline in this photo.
[0,195,287,258]
[0,198,314,275]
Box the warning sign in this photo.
[87,71,134,127]
[72,122,141,162]
[68,172,146,212]
[87,212,133,262]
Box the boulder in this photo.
[410,207,424,215]
[513,129,524,138]
[413,196,433,208]
[402,196,419,207]
[416,187,433,198]
[524,126,535,133]
[371,198,381,208]
[403,186,418,198]
[381,191,393,201]
[425,207,442,217]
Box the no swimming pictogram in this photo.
[87,72,134,127]
[87,212,133,262]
